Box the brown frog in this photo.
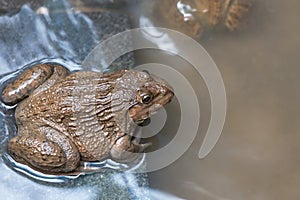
[1,63,174,174]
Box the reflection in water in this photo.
[149,0,251,38]
[177,0,198,22]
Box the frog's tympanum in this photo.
[1,63,174,174]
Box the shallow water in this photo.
[0,0,300,199]
[141,1,300,200]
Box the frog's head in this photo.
[127,70,174,126]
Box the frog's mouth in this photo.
[136,117,151,127]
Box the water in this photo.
[127,0,300,199]
[1,0,300,199]
[0,2,96,72]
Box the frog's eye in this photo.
[140,92,153,104]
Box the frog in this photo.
[1,63,174,174]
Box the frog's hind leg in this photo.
[8,128,80,173]
[1,63,69,105]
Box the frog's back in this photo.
[16,70,126,123]
[50,70,128,160]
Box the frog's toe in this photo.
[139,142,152,150]
[110,135,151,163]
[132,138,152,150]
[110,145,140,163]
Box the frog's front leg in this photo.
[110,134,151,163]
[8,127,80,173]
[1,63,69,105]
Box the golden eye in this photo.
[141,93,153,104]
